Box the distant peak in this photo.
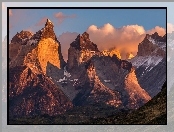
[11,30,33,43]
[82,32,89,39]
[153,32,159,35]
[45,18,54,27]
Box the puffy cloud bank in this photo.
[58,23,166,60]
[86,23,166,59]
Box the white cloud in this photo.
[87,23,166,59]
[147,26,166,36]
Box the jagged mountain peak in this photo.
[70,32,99,51]
[67,32,100,70]
[137,32,166,57]
[45,18,54,26]
[81,31,89,39]
[10,18,65,73]
[11,30,33,43]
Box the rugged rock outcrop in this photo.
[71,56,150,109]
[10,30,33,44]
[135,58,166,97]
[111,55,132,72]
[129,32,166,97]
[9,31,33,62]
[124,68,151,109]
[137,32,166,57]
[9,19,70,118]
[72,57,125,107]
[9,66,72,118]
[10,19,65,75]
[67,32,100,70]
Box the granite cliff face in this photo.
[124,68,151,109]
[9,66,72,117]
[130,32,166,97]
[9,19,71,118]
[137,32,166,57]
[71,56,150,109]
[67,32,99,70]
[9,19,65,74]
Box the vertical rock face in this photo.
[137,32,166,57]
[9,66,73,117]
[9,19,71,118]
[71,55,150,109]
[10,19,65,75]
[72,58,123,107]
[9,31,33,62]
[124,68,151,109]
[137,35,158,56]
[129,32,166,97]
[67,32,99,70]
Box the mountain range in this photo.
[8,19,166,124]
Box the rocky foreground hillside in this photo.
[8,19,166,124]
[9,81,166,124]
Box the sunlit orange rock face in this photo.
[109,48,121,59]
[126,52,135,60]
[9,19,71,117]
[24,38,61,75]
[101,47,122,59]
[10,19,65,74]
[67,32,100,70]
[124,68,151,109]
[9,66,73,117]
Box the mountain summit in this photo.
[67,32,100,70]
[10,18,65,74]
[9,19,71,117]
[130,32,166,97]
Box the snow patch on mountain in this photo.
[148,37,156,45]
[130,56,163,69]
[64,66,71,77]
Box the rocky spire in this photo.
[67,32,100,70]
[41,18,56,40]
[45,19,54,28]
[70,32,99,51]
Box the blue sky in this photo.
[9,8,166,40]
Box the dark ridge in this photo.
[11,30,33,43]
[70,32,99,52]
